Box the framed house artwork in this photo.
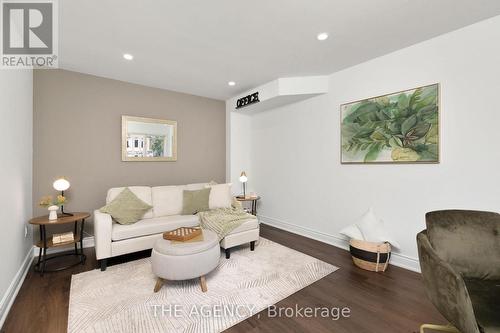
[122,116,177,161]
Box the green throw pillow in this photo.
[182,188,211,215]
[100,188,152,225]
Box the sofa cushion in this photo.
[464,279,500,332]
[112,215,199,241]
[152,186,184,217]
[107,186,153,219]
[101,188,153,225]
[228,217,259,234]
[205,183,232,209]
[181,188,211,215]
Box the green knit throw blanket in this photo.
[197,207,254,241]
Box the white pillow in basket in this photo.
[205,183,232,209]
[339,224,364,240]
[356,208,401,249]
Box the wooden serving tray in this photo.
[163,227,202,242]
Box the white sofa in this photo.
[94,183,259,271]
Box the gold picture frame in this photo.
[122,115,177,162]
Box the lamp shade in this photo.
[53,178,70,191]
[239,171,248,183]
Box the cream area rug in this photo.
[68,238,338,333]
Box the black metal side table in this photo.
[29,212,89,276]
[235,196,261,215]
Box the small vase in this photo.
[48,205,59,220]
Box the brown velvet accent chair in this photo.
[417,210,500,333]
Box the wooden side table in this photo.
[235,196,261,215]
[29,212,90,276]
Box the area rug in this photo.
[68,238,338,333]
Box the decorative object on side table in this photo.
[39,194,67,220]
[52,231,74,244]
[47,205,59,220]
[29,212,89,276]
[341,83,439,164]
[235,195,260,216]
[53,177,73,216]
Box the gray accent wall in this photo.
[33,70,225,236]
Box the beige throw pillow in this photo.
[181,188,211,215]
[205,183,232,209]
[100,188,153,225]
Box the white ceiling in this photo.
[59,1,500,100]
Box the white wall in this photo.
[226,109,253,195]
[227,15,500,271]
[0,70,33,327]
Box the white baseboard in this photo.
[259,215,421,273]
[33,236,95,256]
[0,247,34,329]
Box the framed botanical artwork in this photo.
[341,83,439,164]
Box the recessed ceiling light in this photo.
[123,53,134,60]
[316,32,329,41]
[228,81,236,86]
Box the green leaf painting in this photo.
[341,84,439,163]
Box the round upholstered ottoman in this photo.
[151,229,220,293]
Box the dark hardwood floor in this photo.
[2,224,445,333]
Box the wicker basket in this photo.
[349,239,391,272]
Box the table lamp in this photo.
[53,177,73,216]
[239,171,248,198]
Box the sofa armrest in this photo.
[94,210,113,260]
[417,231,480,333]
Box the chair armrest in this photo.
[417,231,480,333]
[94,210,113,260]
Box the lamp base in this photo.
[60,205,73,217]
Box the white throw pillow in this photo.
[356,208,401,249]
[151,186,184,217]
[376,221,401,249]
[185,183,208,191]
[339,224,364,240]
[205,183,232,209]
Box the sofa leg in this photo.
[100,259,107,271]
[225,248,231,259]
[250,241,255,251]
